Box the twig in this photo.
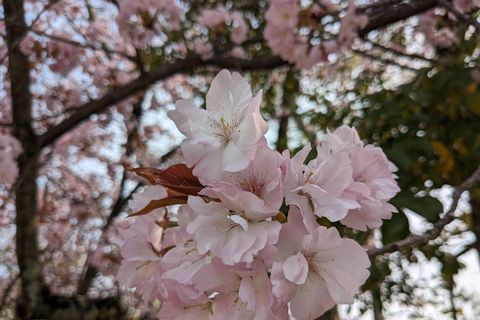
[438,0,480,34]
[352,49,420,72]
[0,274,19,312]
[362,39,436,63]
[32,30,136,62]
[368,164,480,257]
[30,0,61,28]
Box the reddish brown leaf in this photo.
[157,164,204,195]
[127,196,189,217]
[127,167,163,185]
[128,164,204,195]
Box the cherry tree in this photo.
[2,0,480,319]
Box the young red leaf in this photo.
[128,164,204,195]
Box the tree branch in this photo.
[352,49,420,72]
[362,39,436,63]
[438,0,480,34]
[358,0,438,37]
[0,274,19,312]
[39,0,442,150]
[39,54,287,148]
[368,164,480,257]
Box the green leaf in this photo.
[381,209,410,245]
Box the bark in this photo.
[4,0,43,318]
[40,55,287,148]
[358,0,438,36]
[372,287,385,320]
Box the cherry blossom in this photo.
[115,69,400,319]
[168,69,268,183]
[115,186,168,302]
[230,11,248,44]
[270,207,370,320]
[283,143,359,229]
[186,189,281,266]
[323,126,400,231]
[211,145,285,212]
[0,133,22,185]
[198,6,229,28]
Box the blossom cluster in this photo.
[116,0,183,47]
[264,0,368,68]
[193,6,248,60]
[0,133,22,185]
[115,70,400,319]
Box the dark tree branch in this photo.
[39,54,287,148]
[352,49,420,72]
[358,0,438,37]
[32,30,137,61]
[368,165,480,257]
[362,39,436,63]
[438,0,480,34]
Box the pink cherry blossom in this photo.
[270,207,370,320]
[453,0,476,13]
[264,24,296,56]
[168,69,268,183]
[115,186,168,302]
[198,6,229,28]
[211,145,285,212]
[157,295,213,320]
[192,259,287,319]
[193,38,214,60]
[283,143,359,229]
[338,0,369,47]
[265,0,299,29]
[186,189,281,266]
[323,126,400,231]
[230,11,248,44]
[0,133,22,185]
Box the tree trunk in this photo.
[4,0,44,318]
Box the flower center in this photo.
[211,116,237,141]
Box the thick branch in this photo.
[39,54,287,148]
[358,0,438,36]
[368,165,480,257]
